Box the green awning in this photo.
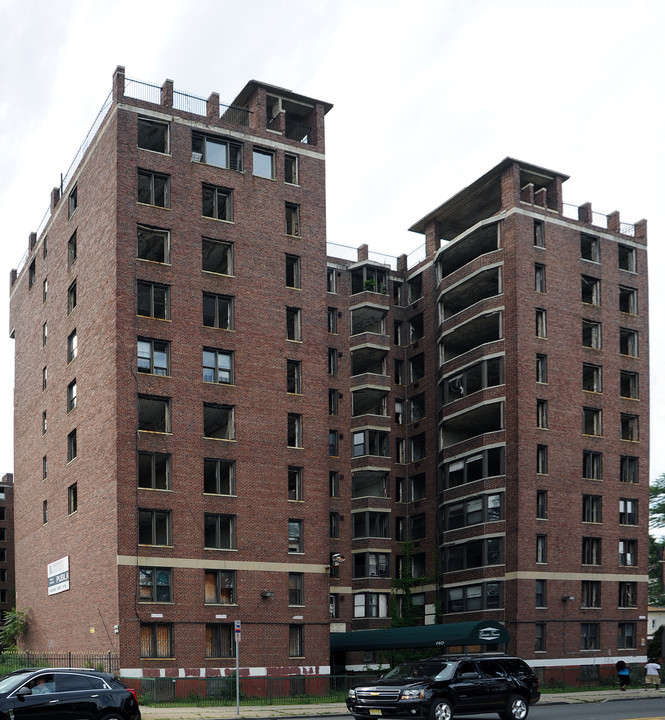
[330,621,509,652]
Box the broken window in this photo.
[202,238,233,275]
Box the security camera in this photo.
[332,553,345,565]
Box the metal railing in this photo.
[0,651,118,674]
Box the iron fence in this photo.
[0,651,118,674]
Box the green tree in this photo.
[650,474,665,529]
[0,607,29,650]
[649,536,665,605]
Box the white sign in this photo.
[235,620,241,643]
[47,556,70,595]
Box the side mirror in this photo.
[16,686,32,700]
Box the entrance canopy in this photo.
[330,621,509,652]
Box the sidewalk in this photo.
[139,687,665,720]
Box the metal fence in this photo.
[0,651,119,674]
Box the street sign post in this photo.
[235,620,241,715]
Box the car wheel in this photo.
[429,699,453,720]
[99,713,125,720]
[498,694,529,720]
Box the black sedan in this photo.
[0,668,140,720]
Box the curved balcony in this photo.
[438,308,503,364]
[438,264,502,320]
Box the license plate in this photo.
[369,711,382,716]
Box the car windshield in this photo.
[0,673,32,694]
[382,662,454,681]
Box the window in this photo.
[42,366,47,391]
[620,327,638,356]
[327,307,338,334]
[286,307,302,341]
[67,379,77,412]
[395,359,405,385]
[288,466,303,501]
[536,534,547,563]
[620,370,639,399]
[140,623,173,658]
[444,447,504,488]
[285,203,300,235]
[203,293,233,329]
[353,553,389,578]
[330,593,340,618]
[67,483,77,515]
[139,567,172,602]
[621,456,638,484]
[288,520,303,552]
[580,233,600,262]
[68,185,78,218]
[618,244,636,272]
[328,430,339,457]
[286,254,301,288]
[42,411,47,435]
[329,389,339,416]
[203,404,235,440]
[203,348,233,384]
[28,259,35,289]
[582,319,601,349]
[138,118,169,153]
[353,512,390,539]
[535,623,546,652]
[582,363,602,392]
[138,509,171,545]
[289,572,304,605]
[536,445,548,475]
[42,278,47,303]
[202,238,233,275]
[536,490,548,519]
[618,622,636,649]
[137,225,169,263]
[42,500,47,524]
[619,286,638,314]
[619,581,637,608]
[289,625,304,657]
[287,360,302,394]
[205,514,236,549]
[138,338,170,376]
[43,322,48,347]
[582,494,602,523]
[352,430,389,457]
[67,280,77,314]
[409,314,424,342]
[535,263,546,292]
[202,184,233,221]
[619,498,638,525]
[583,407,602,436]
[205,569,235,604]
[582,537,601,565]
[67,429,77,462]
[580,622,600,650]
[138,170,170,207]
[192,133,241,170]
[583,451,602,480]
[535,579,547,607]
[327,267,337,293]
[204,459,235,495]
[68,231,77,267]
[138,395,171,433]
[354,593,389,619]
[620,413,639,441]
[138,452,171,490]
[329,471,339,498]
[536,354,547,383]
[445,582,503,614]
[353,472,389,499]
[253,148,275,178]
[445,493,503,529]
[329,512,340,538]
[43,455,47,481]
[581,275,601,305]
[328,348,338,375]
[534,220,544,247]
[288,414,303,448]
[285,154,298,184]
[619,539,637,566]
[535,309,547,338]
[138,281,170,320]
[205,624,235,658]
[536,399,548,429]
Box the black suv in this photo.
[347,656,540,720]
[0,668,140,720]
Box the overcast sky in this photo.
[0,0,663,483]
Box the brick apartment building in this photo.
[9,67,649,678]
[0,474,15,623]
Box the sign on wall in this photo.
[47,556,70,595]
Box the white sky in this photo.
[0,0,663,482]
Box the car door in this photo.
[50,672,105,720]
[478,659,510,710]
[449,661,487,712]
[11,673,62,720]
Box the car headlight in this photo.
[400,689,425,700]
[348,689,356,699]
